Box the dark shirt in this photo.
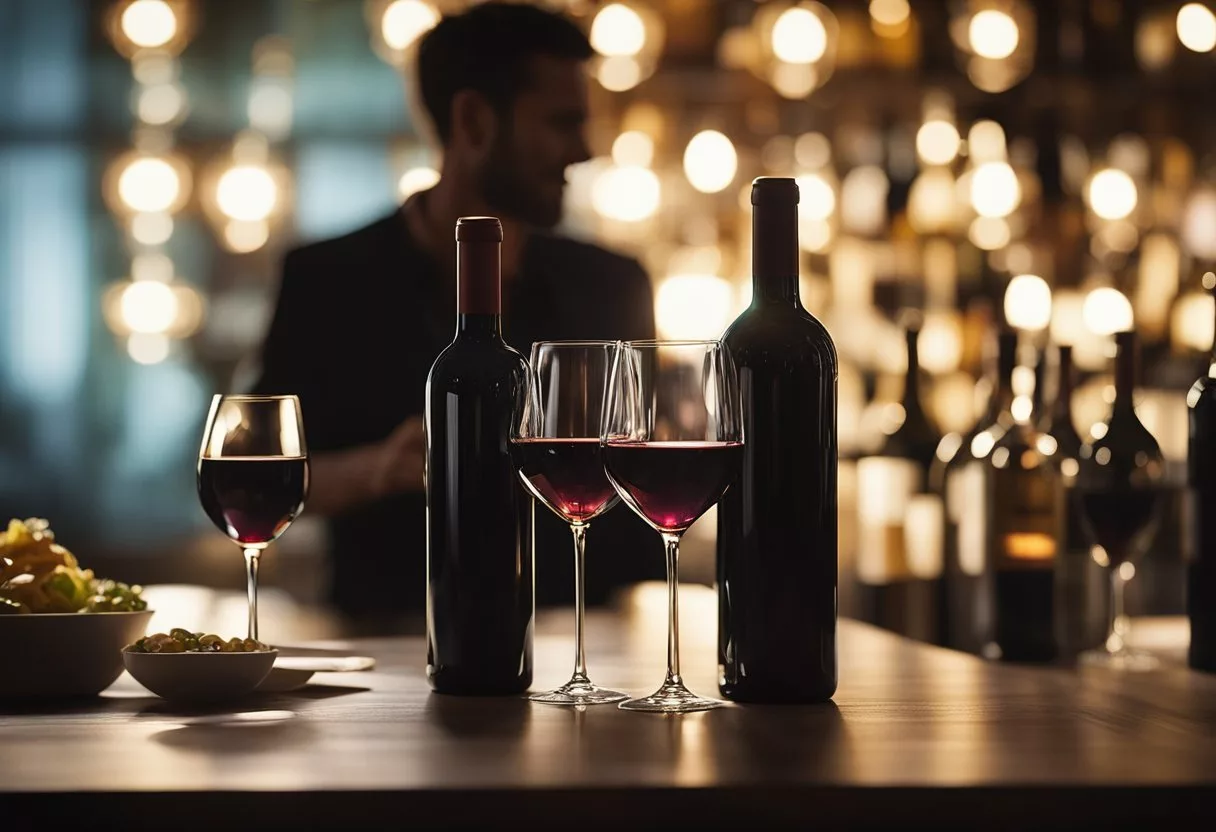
[252,206,662,619]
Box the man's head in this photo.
[416,2,593,228]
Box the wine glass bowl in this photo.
[601,340,743,713]
[1075,332,1165,670]
[197,395,309,644]
[510,341,627,706]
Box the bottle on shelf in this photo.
[1187,290,1216,673]
[425,216,534,695]
[985,330,1061,663]
[855,318,945,644]
[934,332,1006,655]
[717,176,838,704]
[1039,344,1108,658]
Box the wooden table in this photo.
[4,587,1215,830]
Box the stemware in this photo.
[198,395,310,643]
[1076,332,1165,671]
[510,341,628,705]
[601,340,743,713]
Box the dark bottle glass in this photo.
[717,176,838,703]
[1188,294,1216,673]
[855,322,944,644]
[1039,345,1107,658]
[426,216,534,695]
[1076,331,1165,667]
[933,335,1005,655]
[985,331,1061,663]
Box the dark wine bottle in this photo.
[855,322,944,644]
[986,330,1060,663]
[1187,295,1216,673]
[934,335,1004,655]
[426,216,533,695]
[717,176,838,703]
[1039,345,1107,658]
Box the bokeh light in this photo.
[1082,287,1134,335]
[916,120,960,166]
[121,0,177,49]
[970,162,1021,218]
[381,0,439,52]
[969,9,1020,59]
[117,157,182,214]
[397,166,440,200]
[592,165,661,221]
[1004,274,1052,331]
[1086,168,1138,221]
[216,165,278,222]
[772,6,828,64]
[590,3,646,57]
[1177,3,1216,53]
[683,130,737,194]
[612,131,655,168]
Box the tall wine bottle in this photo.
[1039,345,1107,657]
[935,334,1004,654]
[855,322,944,643]
[1187,294,1216,673]
[426,216,534,695]
[717,176,838,703]
[986,330,1061,663]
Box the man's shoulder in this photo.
[531,232,648,282]
[282,209,407,276]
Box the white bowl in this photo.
[0,610,154,700]
[123,648,278,704]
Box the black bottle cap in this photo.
[455,216,503,242]
[751,177,800,206]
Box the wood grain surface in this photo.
[3,590,1215,830]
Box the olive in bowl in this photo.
[122,629,277,704]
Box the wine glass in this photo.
[1076,332,1165,671]
[197,395,310,643]
[601,340,743,713]
[510,341,628,706]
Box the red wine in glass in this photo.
[198,457,309,545]
[602,441,743,533]
[510,437,619,525]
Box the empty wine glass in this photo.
[601,340,743,713]
[510,341,628,706]
[198,395,310,643]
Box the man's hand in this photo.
[369,416,426,498]
[305,416,426,517]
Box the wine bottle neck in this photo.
[1050,348,1075,422]
[904,330,921,406]
[457,313,502,339]
[1113,332,1137,416]
[751,198,801,306]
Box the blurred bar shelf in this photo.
[3,587,1213,829]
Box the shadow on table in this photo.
[149,713,319,754]
[424,691,532,740]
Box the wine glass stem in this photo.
[661,532,683,685]
[570,523,589,683]
[1108,568,1127,656]
[244,547,261,642]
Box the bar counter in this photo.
[4,588,1214,829]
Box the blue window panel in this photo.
[0,145,89,405]
[0,0,85,131]
[292,141,396,241]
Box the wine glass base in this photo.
[1079,648,1160,671]
[528,680,629,706]
[618,680,724,713]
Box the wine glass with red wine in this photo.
[602,340,743,713]
[197,395,309,643]
[510,341,628,706]
[1076,331,1165,670]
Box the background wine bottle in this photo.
[1039,344,1107,658]
[986,331,1060,663]
[426,216,534,695]
[717,176,838,703]
[1187,295,1216,673]
[855,321,944,644]
[934,335,1002,655]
